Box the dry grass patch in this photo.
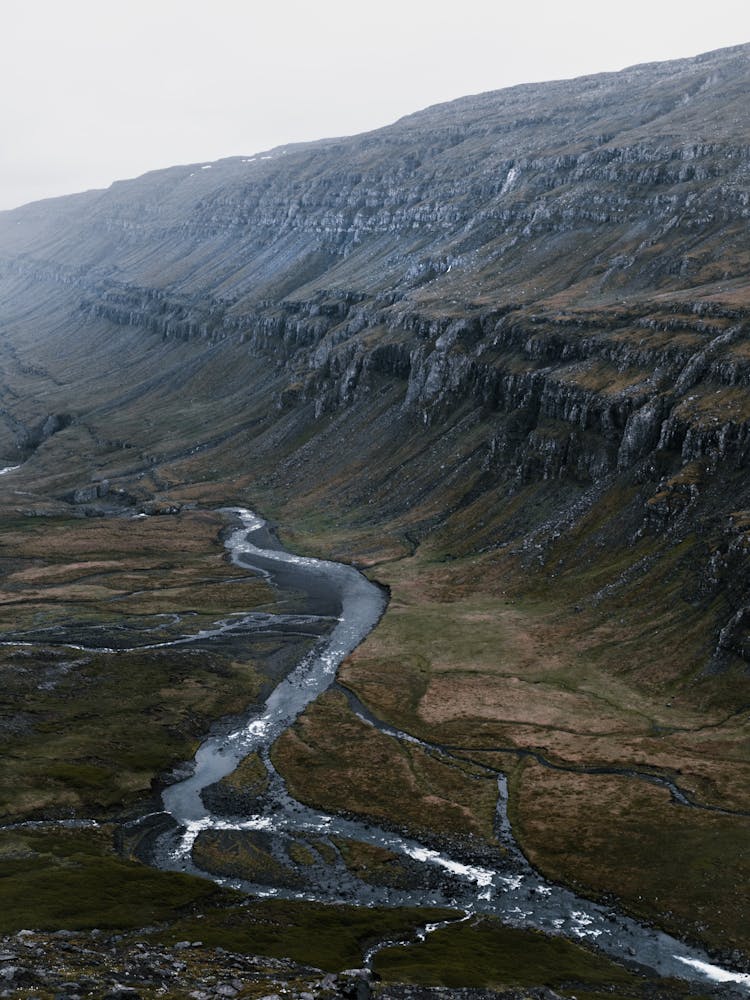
[0,509,273,632]
[514,760,750,954]
[272,690,500,845]
[418,673,640,734]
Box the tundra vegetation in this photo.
[0,42,748,998]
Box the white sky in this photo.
[1,0,748,210]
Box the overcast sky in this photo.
[1,0,748,210]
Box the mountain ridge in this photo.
[3,39,749,225]
[0,41,749,996]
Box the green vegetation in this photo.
[331,837,425,889]
[272,689,500,845]
[515,763,750,953]
[0,510,317,822]
[0,826,220,932]
[0,826,458,978]
[286,840,317,867]
[0,509,272,631]
[1,429,747,982]
[193,829,304,888]
[156,900,454,972]
[374,917,653,992]
[373,917,720,998]
[213,750,270,799]
[0,641,275,820]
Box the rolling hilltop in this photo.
[0,42,748,998]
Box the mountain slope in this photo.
[0,41,749,991]
[1,44,750,671]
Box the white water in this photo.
[676,957,750,987]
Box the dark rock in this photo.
[339,969,373,1000]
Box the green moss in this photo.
[193,829,303,888]
[0,643,272,820]
[514,764,750,954]
[220,750,269,797]
[0,827,219,932]
[273,690,499,844]
[311,838,338,865]
[43,762,112,791]
[157,899,454,972]
[331,837,418,889]
[374,916,670,993]
[287,840,316,866]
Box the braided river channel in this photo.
[8,505,748,994]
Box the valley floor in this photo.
[0,300,747,998]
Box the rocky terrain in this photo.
[0,41,749,999]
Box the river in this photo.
[2,504,747,993]
[144,508,749,994]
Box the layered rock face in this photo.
[1,42,750,669]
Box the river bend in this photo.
[144,509,749,995]
[2,506,747,994]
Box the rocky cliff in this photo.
[1,42,750,670]
[2,44,750,994]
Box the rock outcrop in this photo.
[0,43,750,668]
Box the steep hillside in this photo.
[0,42,749,997]
[1,43,750,671]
